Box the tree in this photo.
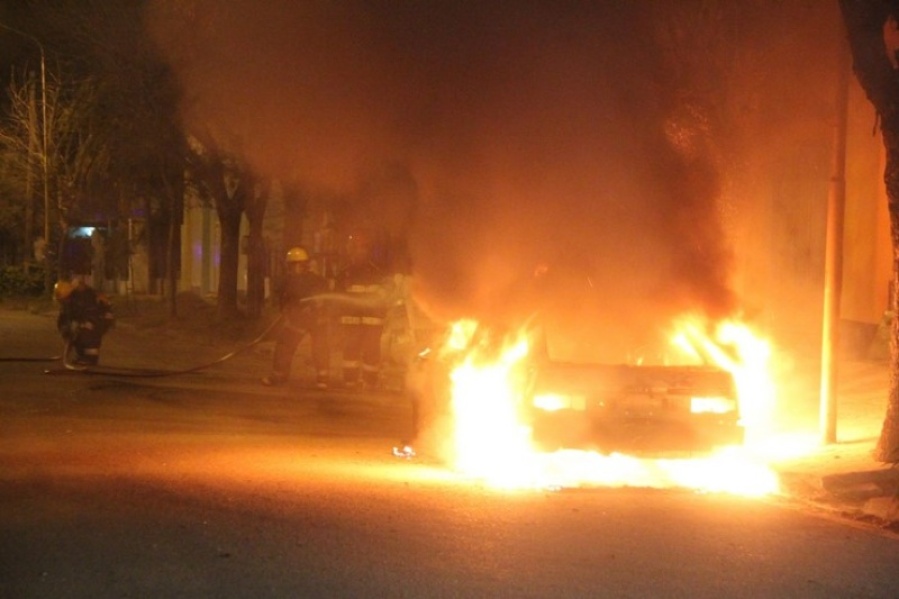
[186,129,261,319]
[244,175,270,319]
[0,1,187,298]
[0,64,102,278]
[35,0,187,298]
[145,0,273,319]
[0,70,40,266]
[840,0,899,462]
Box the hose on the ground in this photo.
[38,288,395,378]
[45,315,283,378]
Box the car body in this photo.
[526,360,744,454]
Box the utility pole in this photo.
[820,32,851,445]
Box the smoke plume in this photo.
[147,1,738,360]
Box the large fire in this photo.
[432,316,788,496]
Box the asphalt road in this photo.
[2,307,899,598]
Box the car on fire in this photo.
[405,321,745,457]
[399,260,746,456]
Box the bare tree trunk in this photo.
[216,201,241,319]
[282,181,308,250]
[54,197,67,280]
[144,196,158,295]
[878,125,899,461]
[161,160,184,317]
[166,203,178,317]
[840,0,899,462]
[214,165,242,320]
[244,176,269,319]
[24,83,36,265]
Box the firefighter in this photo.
[55,277,115,366]
[262,246,330,388]
[336,232,390,390]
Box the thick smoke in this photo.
[147,1,738,361]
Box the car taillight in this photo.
[533,393,587,412]
[690,395,737,414]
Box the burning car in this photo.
[406,316,749,461]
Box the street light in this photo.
[0,22,49,287]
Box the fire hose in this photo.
[13,289,397,378]
[42,315,284,378]
[0,354,61,362]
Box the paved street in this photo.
[2,304,899,598]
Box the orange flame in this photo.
[441,315,782,496]
[668,315,777,443]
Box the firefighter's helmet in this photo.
[286,247,309,263]
[54,281,74,301]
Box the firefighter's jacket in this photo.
[279,270,328,331]
[57,286,115,341]
[337,261,389,327]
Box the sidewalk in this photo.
[773,359,899,531]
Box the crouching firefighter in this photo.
[262,247,330,388]
[55,277,115,366]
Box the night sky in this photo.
[146,1,839,361]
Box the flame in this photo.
[670,315,777,444]
[437,314,784,496]
[449,331,532,484]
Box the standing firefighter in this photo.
[337,232,390,390]
[55,277,115,366]
[262,247,330,388]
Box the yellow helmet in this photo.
[286,247,309,263]
[54,281,74,301]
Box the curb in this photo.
[779,467,899,530]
